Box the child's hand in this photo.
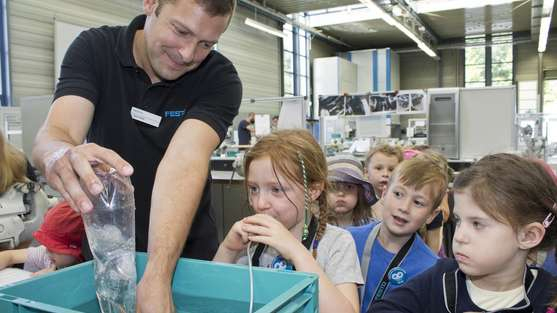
[242,214,306,262]
[31,264,56,277]
[221,219,250,253]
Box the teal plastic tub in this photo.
[0,252,318,313]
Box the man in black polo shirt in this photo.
[32,0,241,312]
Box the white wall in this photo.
[8,1,282,110]
[8,0,142,106]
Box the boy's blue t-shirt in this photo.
[349,221,439,311]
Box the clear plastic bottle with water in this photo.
[82,164,136,313]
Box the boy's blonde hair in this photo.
[365,144,403,166]
[0,130,27,194]
[389,153,449,211]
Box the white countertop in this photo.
[211,170,244,181]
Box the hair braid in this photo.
[298,152,311,242]
[314,193,330,258]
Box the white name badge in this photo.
[131,107,161,127]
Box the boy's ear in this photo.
[425,206,442,225]
[309,182,324,201]
[517,222,546,250]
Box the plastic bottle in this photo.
[82,164,136,313]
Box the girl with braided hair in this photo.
[214,129,363,313]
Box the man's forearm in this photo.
[32,127,76,174]
[143,157,208,281]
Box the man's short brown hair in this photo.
[156,0,236,17]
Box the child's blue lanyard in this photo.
[360,222,415,312]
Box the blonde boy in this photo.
[365,145,403,219]
[349,153,448,312]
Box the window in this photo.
[465,35,485,87]
[283,23,294,96]
[518,81,538,113]
[491,33,513,86]
[283,16,310,98]
[0,0,9,106]
[464,33,513,88]
[544,80,557,114]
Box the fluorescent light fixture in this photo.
[416,0,520,12]
[359,0,438,58]
[308,5,379,27]
[245,18,285,39]
[306,0,520,28]
[538,0,555,52]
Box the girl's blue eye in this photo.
[472,221,483,230]
[414,200,425,207]
[393,191,402,198]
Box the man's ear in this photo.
[517,222,546,250]
[309,182,324,201]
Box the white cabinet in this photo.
[346,48,400,93]
[313,57,357,116]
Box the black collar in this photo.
[115,14,146,68]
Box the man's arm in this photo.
[32,95,132,212]
[137,118,219,312]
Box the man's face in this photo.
[142,0,230,81]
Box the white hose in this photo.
[247,241,254,313]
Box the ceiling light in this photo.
[359,0,438,58]
[538,0,555,52]
[244,18,285,39]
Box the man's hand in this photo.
[136,276,175,313]
[43,143,133,213]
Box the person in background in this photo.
[271,115,279,132]
[349,153,448,313]
[0,201,84,276]
[214,130,363,313]
[0,130,29,194]
[365,144,403,219]
[327,155,375,228]
[369,153,557,313]
[31,1,242,312]
[238,112,255,145]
